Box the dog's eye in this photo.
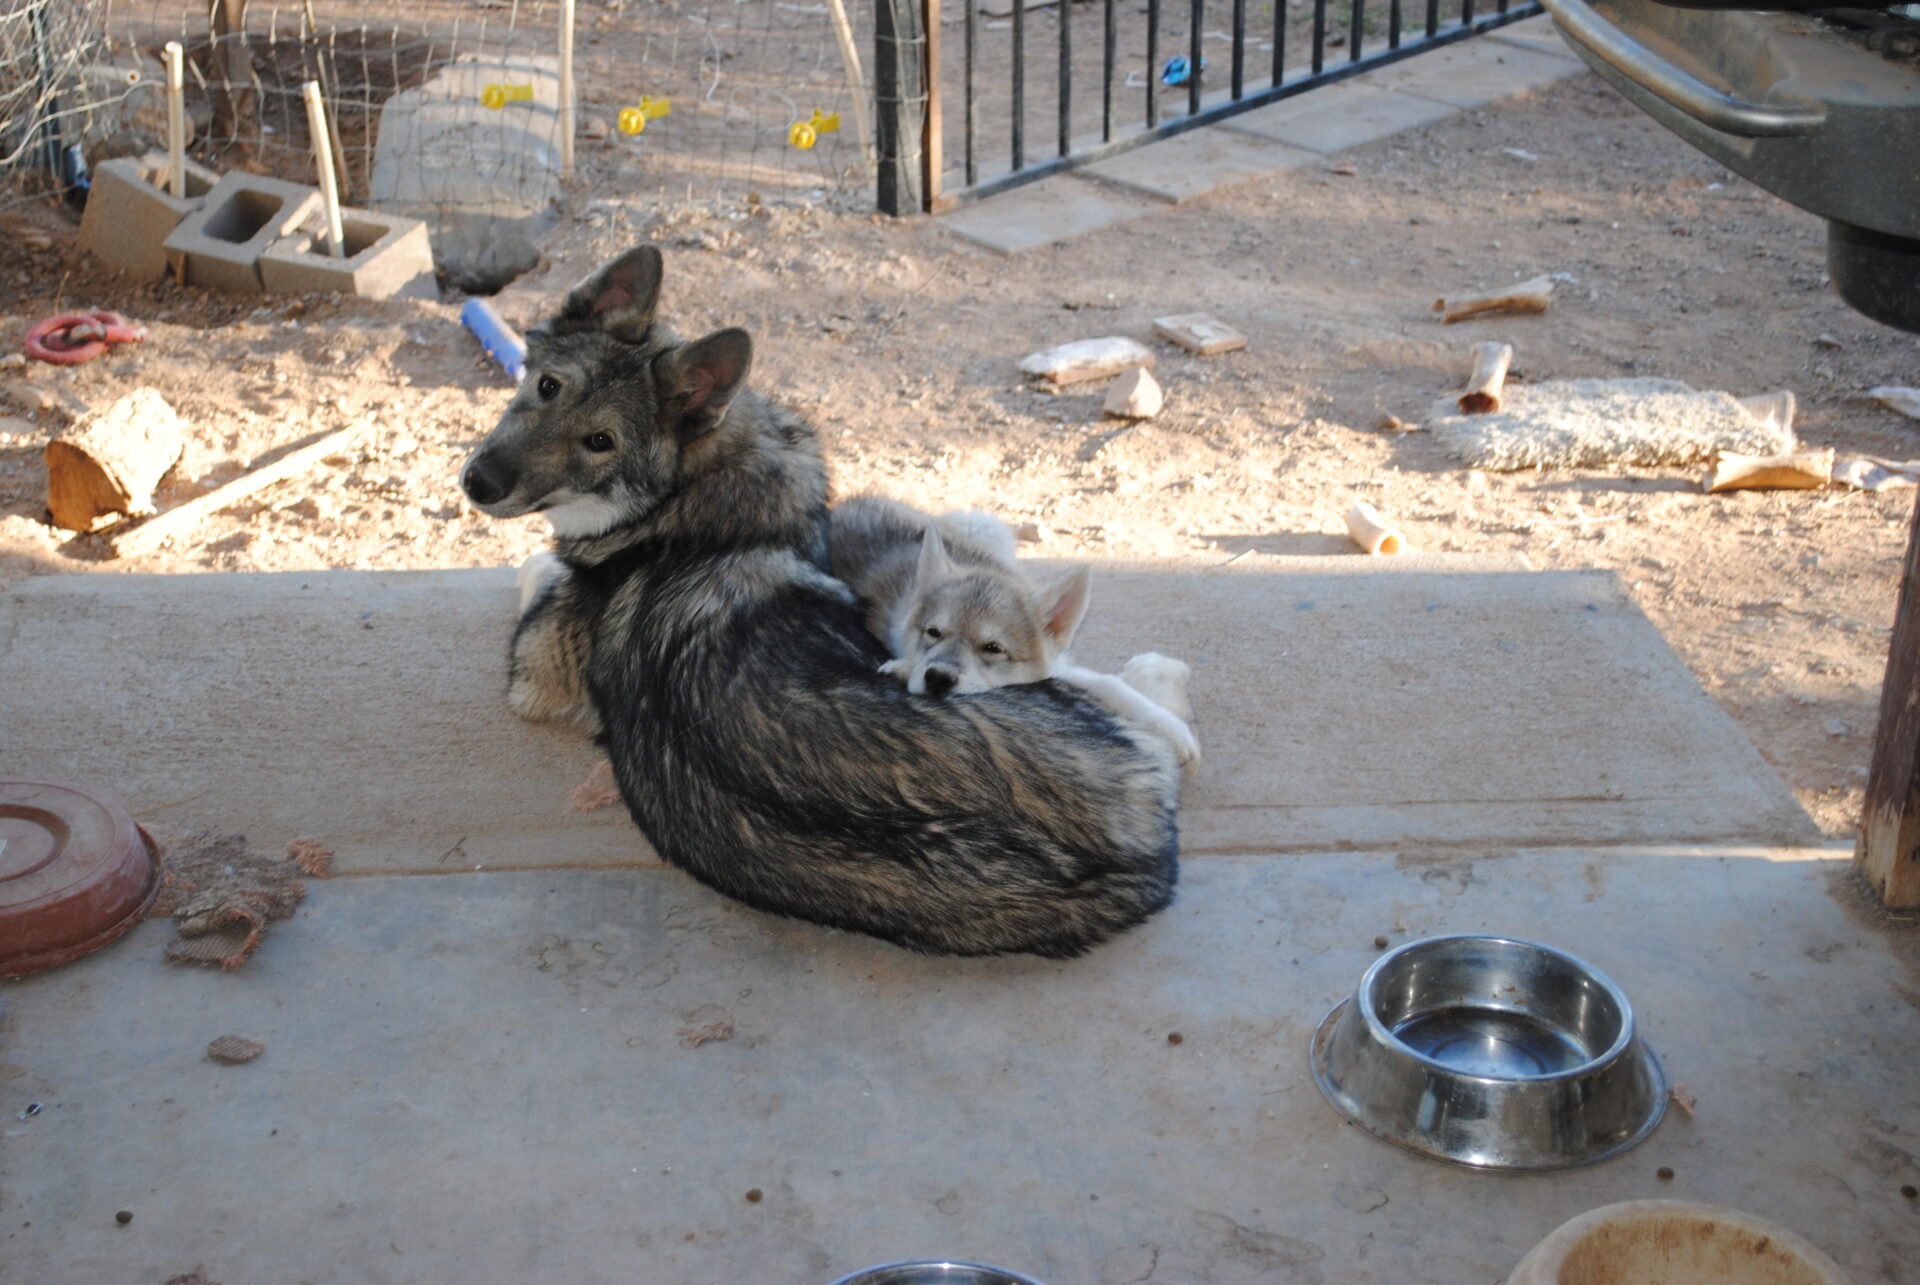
[583,431,616,453]
[924,626,943,641]
[537,374,561,400]
[981,641,1004,656]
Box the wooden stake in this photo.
[918,0,940,207]
[1860,488,1920,908]
[829,0,874,178]
[1458,341,1514,414]
[164,42,186,198]
[301,81,345,257]
[559,0,576,180]
[115,425,359,559]
[1704,448,1834,493]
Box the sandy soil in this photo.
[2,69,1917,840]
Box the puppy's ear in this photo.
[914,523,952,586]
[657,328,752,443]
[1041,565,1092,648]
[554,245,664,343]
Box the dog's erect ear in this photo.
[915,523,952,586]
[556,245,664,343]
[657,328,752,443]
[1041,565,1092,648]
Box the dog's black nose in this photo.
[461,453,513,507]
[922,667,957,696]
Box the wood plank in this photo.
[1858,489,1920,907]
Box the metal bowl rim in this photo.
[1354,934,1639,1081]
[1310,997,1669,1172]
[824,1259,1048,1285]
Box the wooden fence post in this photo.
[873,0,924,215]
[1858,487,1920,908]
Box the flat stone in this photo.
[1083,128,1320,203]
[1360,38,1584,110]
[1,847,1910,1283]
[940,175,1161,253]
[1485,13,1579,59]
[1053,559,1817,852]
[1221,81,1459,154]
[0,561,1814,880]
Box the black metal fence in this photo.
[878,0,1545,213]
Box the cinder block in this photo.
[162,172,322,294]
[260,207,438,301]
[77,151,220,283]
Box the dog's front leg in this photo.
[1055,660,1201,771]
[507,553,601,732]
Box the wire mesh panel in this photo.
[933,0,1544,206]
[6,2,878,282]
[0,0,113,189]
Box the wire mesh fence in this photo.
[0,0,112,186]
[4,1,879,285]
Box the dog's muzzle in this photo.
[460,452,517,508]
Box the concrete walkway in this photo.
[942,16,1585,253]
[3,554,1914,1284]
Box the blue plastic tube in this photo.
[461,297,526,383]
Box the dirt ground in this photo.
[2,69,1917,840]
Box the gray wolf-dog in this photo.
[458,245,1181,957]
[829,494,1201,768]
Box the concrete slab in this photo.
[0,561,1813,879]
[940,175,1162,254]
[1485,13,1578,60]
[1358,38,1584,111]
[1220,81,1460,155]
[3,848,1914,1284]
[1082,129,1321,203]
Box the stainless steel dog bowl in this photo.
[827,1263,1047,1285]
[1311,935,1666,1171]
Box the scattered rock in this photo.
[1103,365,1163,420]
[1825,719,1851,738]
[1014,521,1048,544]
[580,115,611,140]
[1814,333,1843,350]
[1870,385,1920,421]
[1328,160,1358,176]
[115,1209,133,1225]
[206,1035,266,1064]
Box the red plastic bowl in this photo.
[1,780,159,978]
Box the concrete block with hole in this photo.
[259,206,438,301]
[77,151,220,283]
[161,171,322,294]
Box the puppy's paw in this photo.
[877,657,907,678]
[516,551,565,613]
[1153,712,1203,774]
[1121,652,1194,723]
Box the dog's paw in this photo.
[1121,652,1194,723]
[516,551,565,613]
[1153,712,1203,774]
[877,657,906,677]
